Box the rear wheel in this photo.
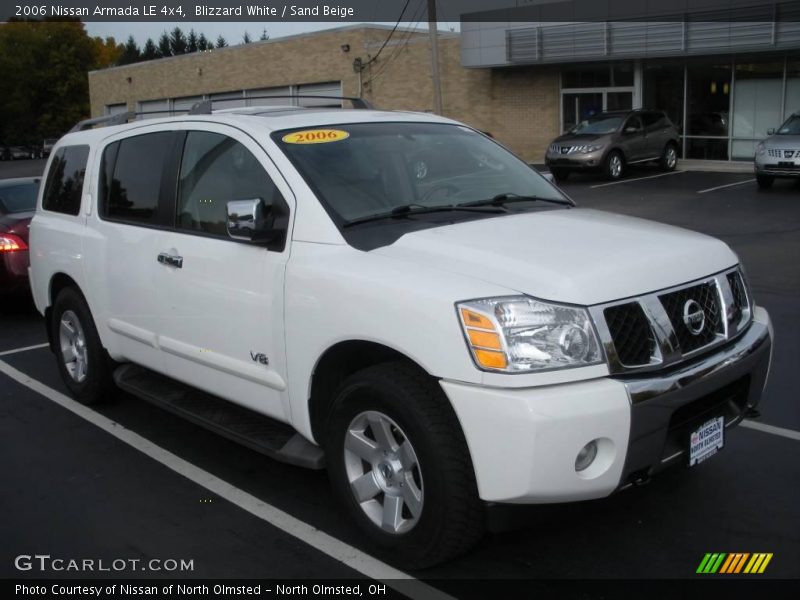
[660,143,678,171]
[325,362,484,569]
[51,287,116,405]
[756,174,774,189]
[550,168,570,182]
[604,150,624,180]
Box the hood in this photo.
[766,134,800,146]
[552,132,612,145]
[373,209,738,306]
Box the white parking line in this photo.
[0,342,49,357]
[590,170,685,188]
[697,178,756,194]
[742,419,800,442]
[0,358,454,600]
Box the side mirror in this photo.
[226,198,286,244]
[766,128,776,135]
[624,126,640,134]
[542,172,555,184]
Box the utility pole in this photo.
[427,0,443,114]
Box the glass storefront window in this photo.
[686,62,732,159]
[731,60,784,160]
[643,63,685,133]
[562,63,633,88]
[786,61,800,119]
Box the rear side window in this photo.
[100,132,173,224]
[642,112,667,129]
[42,145,89,215]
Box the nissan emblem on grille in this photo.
[785,150,795,159]
[682,299,706,335]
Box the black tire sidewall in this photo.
[51,288,113,405]
[326,376,462,563]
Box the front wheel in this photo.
[51,287,116,405]
[604,150,624,180]
[325,362,484,569]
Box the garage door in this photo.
[138,99,170,119]
[246,86,292,107]
[297,82,343,107]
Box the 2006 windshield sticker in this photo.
[282,129,350,144]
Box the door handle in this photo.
[157,253,183,268]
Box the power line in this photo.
[362,0,411,68]
[363,0,426,86]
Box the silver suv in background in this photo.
[755,111,800,189]
[545,110,680,182]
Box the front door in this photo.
[620,115,648,162]
[157,126,294,420]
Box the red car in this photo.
[0,177,40,297]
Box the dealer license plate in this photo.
[689,416,725,467]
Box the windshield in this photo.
[570,116,623,135]
[776,115,800,135]
[273,122,566,223]
[0,181,39,214]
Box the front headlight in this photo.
[457,296,603,373]
[580,144,602,154]
[756,141,766,155]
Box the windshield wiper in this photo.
[459,192,574,208]
[342,203,506,228]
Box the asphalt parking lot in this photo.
[1,159,798,593]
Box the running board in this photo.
[113,364,325,469]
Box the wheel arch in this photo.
[307,339,434,443]
[45,273,84,353]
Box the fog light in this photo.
[575,440,598,472]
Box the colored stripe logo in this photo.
[697,553,773,574]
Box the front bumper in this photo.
[545,149,605,170]
[442,307,772,504]
[755,154,800,178]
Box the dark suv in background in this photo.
[545,109,680,181]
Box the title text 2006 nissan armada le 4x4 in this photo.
[29,100,772,568]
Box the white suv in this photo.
[29,103,773,568]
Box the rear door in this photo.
[620,115,647,162]
[157,124,294,421]
[642,111,671,157]
[83,129,180,372]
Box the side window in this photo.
[642,112,666,130]
[42,145,90,215]
[625,116,643,132]
[100,132,173,224]
[177,131,285,237]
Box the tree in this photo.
[197,33,209,51]
[90,36,123,69]
[187,29,198,53]
[260,29,269,41]
[157,31,171,57]
[215,35,228,48]
[0,19,96,143]
[118,35,140,65]
[169,27,187,55]
[242,31,251,44]
[141,38,158,60]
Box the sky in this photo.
[84,21,459,46]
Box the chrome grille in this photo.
[603,303,656,367]
[659,281,723,353]
[590,267,752,374]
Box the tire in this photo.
[604,150,624,180]
[550,168,570,182]
[51,287,116,405]
[756,174,774,189]
[660,143,678,171]
[325,361,484,569]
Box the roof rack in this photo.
[68,95,373,132]
[189,94,373,114]
[69,111,136,132]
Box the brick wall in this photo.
[88,26,559,162]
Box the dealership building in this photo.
[89,5,800,163]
